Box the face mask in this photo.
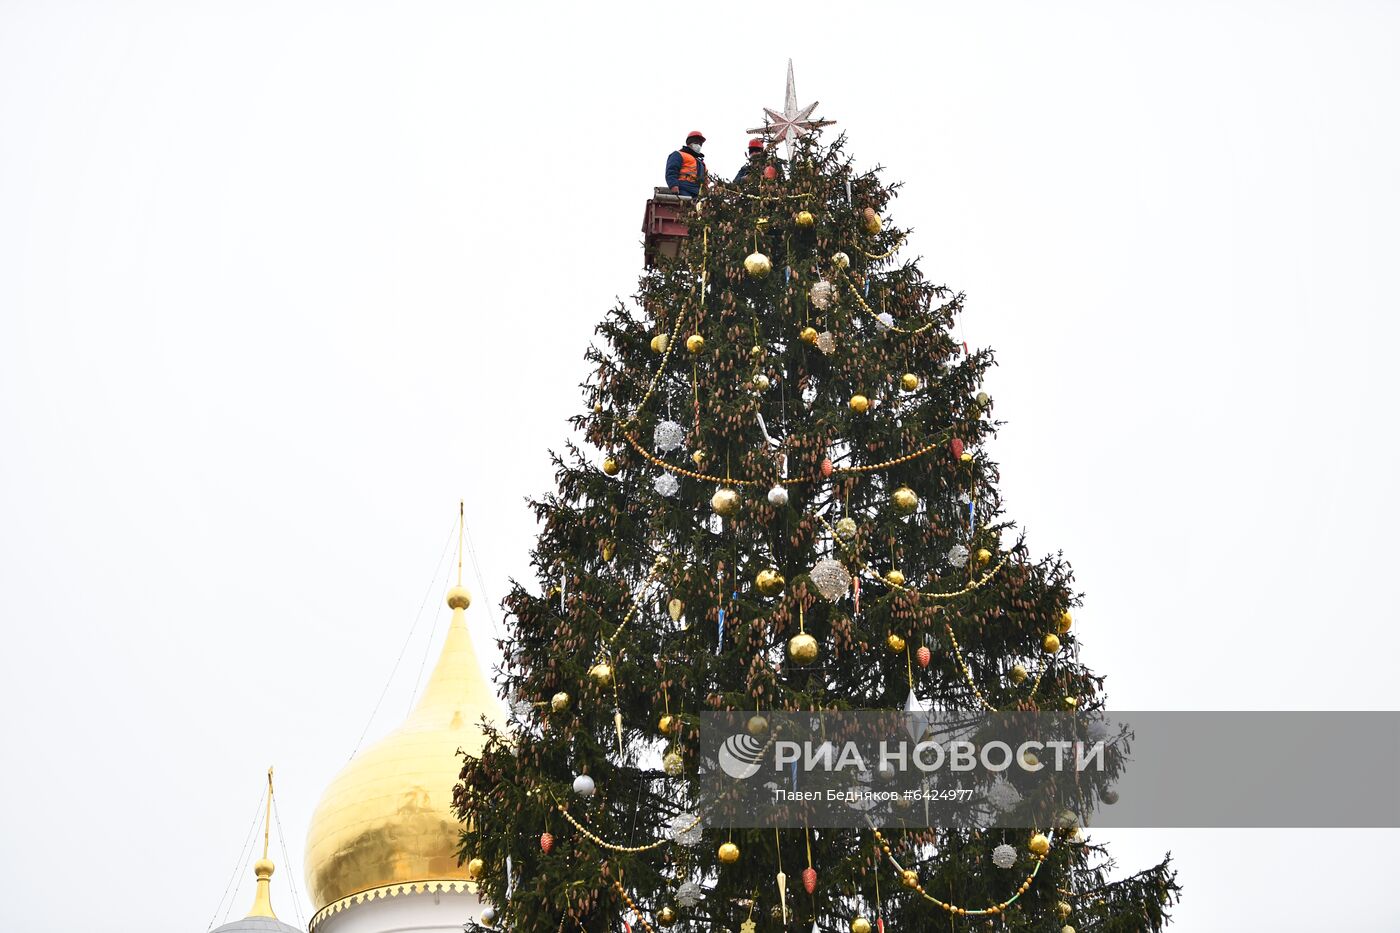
[688,140,703,153]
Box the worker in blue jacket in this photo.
[666,131,708,197]
[733,138,767,185]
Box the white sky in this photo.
[2,2,1398,931]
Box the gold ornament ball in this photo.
[835,516,858,538]
[1021,751,1040,768]
[976,547,992,566]
[756,568,786,597]
[960,451,974,462]
[863,207,882,234]
[685,334,705,353]
[550,691,571,713]
[1043,633,1062,654]
[886,633,907,653]
[717,841,741,864]
[884,568,906,587]
[657,906,678,927]
[795,209,815,227]
[602,456,620,476]
[752,373,771,391]
[650,333,669,354]
[465,857,485,880]
[800,325,819,344]
[788,632,819,665]
[1057,901,1073,920]
[832,251,850,270]
[710,487,740,517]
[891,486,919,515]
[1009,663,1028,684]
[1062,927,1076,933]
[976,390,991,408]
[658,714,676,733]
[1058,610,1074,634]
[1028,833,1051,857]
[747,714,769,736]
[599,539,615,561]
[588,661,613,686]
[900,372,920,391]
[851,919,872,933]
[900,869,919,889]
[1064,696,1078,710]
[744,252,773,278]
[691,449,707,466]
[848,393,870,414]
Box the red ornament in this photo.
[802,866,817,893]
[763,165,778,180]
[539,832,555,854]
[820,458,834,478]
[950,438,964,459]
[916,645,932,668]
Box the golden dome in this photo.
[304,585,503,914]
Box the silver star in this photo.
[746,59,836,158]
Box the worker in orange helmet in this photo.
[733,138,768,185]
[665,130,708,198]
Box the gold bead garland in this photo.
[823,513,1011,600]
[620,429,953,488]
[944,622,1045,713]
[611,881,657,933]
[872,828,1048,917]
[554,803,683,854]
[837,271,937,335]
[859,234,907,261]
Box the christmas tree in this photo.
[455,121,1181,932]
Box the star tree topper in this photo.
[747,59,837,159]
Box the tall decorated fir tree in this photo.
[456,114,1181,932]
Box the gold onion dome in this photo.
[304,582,504,916]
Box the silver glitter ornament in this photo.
[654,473,680,497]
[947,544,969,568]
[992,843,1017,869]
[654,420,686,452]
[810,279,835,310]
[767,484,789,507]
[815,331,836,356]
[809,558,851,602]
[675,881,703,908]
[669,811,703,846]
[986,780,1022,812]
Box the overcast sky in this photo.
[2,2,1398,931]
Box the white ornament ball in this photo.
[809,558,852,602]
[767,484,789,507]
[572,774,596,797]
[480,906,498,926]
[986,780,1023,812]
[669,811,704,846]
[815,331,836,356]
[810,279,835,310]
[675,881,703,908]
[947,544,969,568]
[992,843,1017,869]
[654,473,680,497]
[663,751,684,776]
[654,420,686,452]
[875,311,894,331]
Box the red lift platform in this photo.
[642,187,693,267]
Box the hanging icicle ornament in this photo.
[654,420,686,452]
[767,483,789,507]
[992,843,1017,869]
[654,473,680,497]
[815,331,836,355]
[810,279,835,309]
[809,558,851,602]
[947,544,969,568]
[675,881,703,908]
